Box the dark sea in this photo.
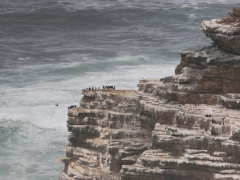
[0,0,239,179]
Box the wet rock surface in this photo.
[59,8,240,180]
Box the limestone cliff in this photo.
[202,8,240,55]
[59,8,240,180]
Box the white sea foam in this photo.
[0,119,67,179]
[17,57,29,61]
[0,55,176,131]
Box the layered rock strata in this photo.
[202,8,240,55]
[60,9,240,180]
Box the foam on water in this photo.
[0,120,66,180]
[0,52,177,133]
[0,54,176,179]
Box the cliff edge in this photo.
[59,8,240,180]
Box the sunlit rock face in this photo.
[202,8,240,55]
[59,8,240,180]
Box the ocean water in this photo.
[0,0,239,179]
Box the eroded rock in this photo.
[59,8,240,180]
[202,8,240,55]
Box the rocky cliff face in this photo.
[202,8,240,55]
[59,8,240,180]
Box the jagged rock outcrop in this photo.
[202,8,240,55]
[59,8,240,180]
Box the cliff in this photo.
[59,8,240,180]
[202,7,240,55]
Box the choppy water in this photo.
[0,0,239,179]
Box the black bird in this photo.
[55,103,59,106]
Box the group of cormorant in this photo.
[103,85,115,89]
[165,126,177,132]
[82,85,116,92]
[204,113,226,125]
[68,105,77,109]
[82,87,100,92]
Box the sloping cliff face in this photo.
[59,8,240,180]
